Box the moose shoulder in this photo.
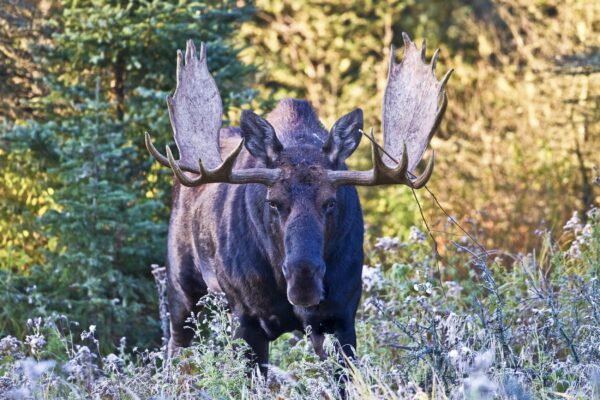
[145,33,452,372]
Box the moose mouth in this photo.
[282,258,327,307]
[286,277,326,307]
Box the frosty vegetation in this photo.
[1,208,599,399]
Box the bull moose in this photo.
[145,33,451,373]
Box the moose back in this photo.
[145,33,451,371]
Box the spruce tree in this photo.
[1,0,254,349]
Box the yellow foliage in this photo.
[240,0,599,251]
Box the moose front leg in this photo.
[310,330,328,361]
[329,321,357,399]
[334,322,357,364]
[234,316,270,376]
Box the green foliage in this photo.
[3,98,167,348]
[0,0,255,349]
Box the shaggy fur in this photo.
[167,99,364,371]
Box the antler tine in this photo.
[441,68,454,87]
[199,41,207,62]
[165,145,204,186]
[145,131,205,175]
[410,151,435,188]
[402,32,412,49]
[185,39,195,65]
[388,44,397,74]
[192,139,246,185]
[175,50,183,84]
[423,69,451,146]
[431,48,440,73]
[369,129,408,182]
[428,92,448,143]
[372,138,410,185]
[145,132,169,168]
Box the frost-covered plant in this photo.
[0,209,598,399]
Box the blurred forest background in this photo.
[0,0,598,349]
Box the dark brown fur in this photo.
[166,99,364,372]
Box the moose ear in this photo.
[322,108,363,166]
[240,110,283,167]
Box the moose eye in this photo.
[267,200,281,211]
[323,199,337,213]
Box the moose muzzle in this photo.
[282,213,326,307]
[283,257,326,307]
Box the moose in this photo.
[145,33,451,373]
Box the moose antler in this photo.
[145,40,280,187]
[328,33,452,188]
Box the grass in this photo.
[1,207,599,399]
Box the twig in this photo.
[151,264,170,347]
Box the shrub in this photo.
[1,209,598,399]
